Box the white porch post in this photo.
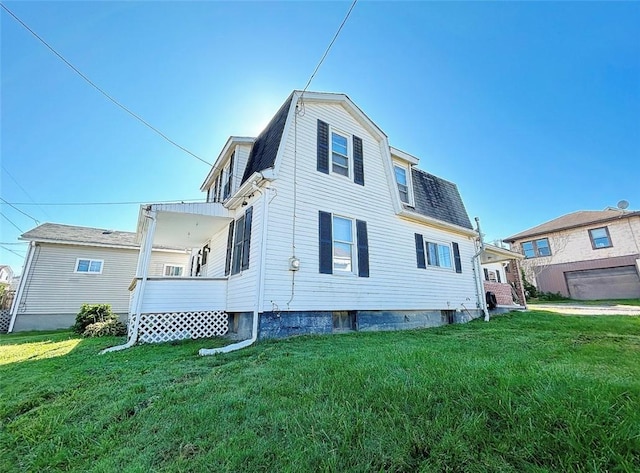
[101,208,157,354]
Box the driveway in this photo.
[528,303,640,316]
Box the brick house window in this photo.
[589,227,612,249]
[522,238,551,258]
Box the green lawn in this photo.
[530,298,640,307]
[1,311,639,472]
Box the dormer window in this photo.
[223,152,235,200]
[394,165,409,203]
[331,132,349,177]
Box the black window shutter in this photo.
[496,270,501,283]
[319,211,333,274]
[317,120,330,174]
[224,220,235,276]
[356,220,369,277]
[241,207,253,270]
[483,268,489,281]
[353,136,364,186]
[415,234,426,269]
[452,242,462,273]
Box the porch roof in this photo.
[137,202,232,248]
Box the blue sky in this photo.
[2,1,639,273]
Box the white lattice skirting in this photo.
[0,309,10,333]
[135,310,229,344]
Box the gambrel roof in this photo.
[410,169,472,230]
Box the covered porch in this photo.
[481,244,527,312]
[129,202,233,343]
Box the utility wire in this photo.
[0,198,206,206]
[301,0,358,95]
[0,212,25,233]
[1,165,53,220]
[0,3,212,167]
[0,198,40,225]
[0,244,26,258]
[0,242,28,245]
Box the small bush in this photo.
[537,291,570,302]
[73,304,118,334]
[521,269,538,298]
[83,319,127,337]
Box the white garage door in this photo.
[565,266,640,300]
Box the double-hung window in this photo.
[332,216,354,272]
[589,227,612,249]
[75,258,103,274]
[319,211,369,277]
[394,165,409,203]
[521,238,551,258]
[331,132,349,177]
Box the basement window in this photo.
[333,311,356,331]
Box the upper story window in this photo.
[223,152,235,200]
[394,165,409,203]
[331,132,349,177]
[317,120,365,186]
[589,227,612,249]
[522,238,551,258]
[163,264,184,277]
[75,258,103,274]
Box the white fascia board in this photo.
[483,244,524,261]
[224,169,276,210]
[272,93,301,178]
[293,90,388,142]
[390,146,420,165]
[200,136,256,191]
[399,209,478,238]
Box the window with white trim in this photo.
[394,165,410,204]
[75,258,103,274]
[332,215,354,272]
[426,241,452,269]
[163,264,184,277]
[331,131,349,177]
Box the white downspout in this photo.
[101,210,157,354]
[200,185,270,355]
[471,217,490,321]
[8,241,36,333]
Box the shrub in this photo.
[83,319,127,337]
[521,269,538,298]
[537,291,570,302]
[73,304,118,334]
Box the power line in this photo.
[301,0,358,95]
[1,165,53,220]
[0,242,28,245]
[0,198,206,206]
[0,198,40,225]
[0,3,212,167]
[0,244,26,258]
[0,212,25,233]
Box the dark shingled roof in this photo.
[409,168,472,229]
[241,93,293,184]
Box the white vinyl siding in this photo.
[262,100,477,312]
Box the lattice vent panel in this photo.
[137,310,228,344]
[0,309,10,333]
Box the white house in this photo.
[8,223,190,332]
[114,91,495,350]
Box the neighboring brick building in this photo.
[504,209,640,300]
[480,244,526,309]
